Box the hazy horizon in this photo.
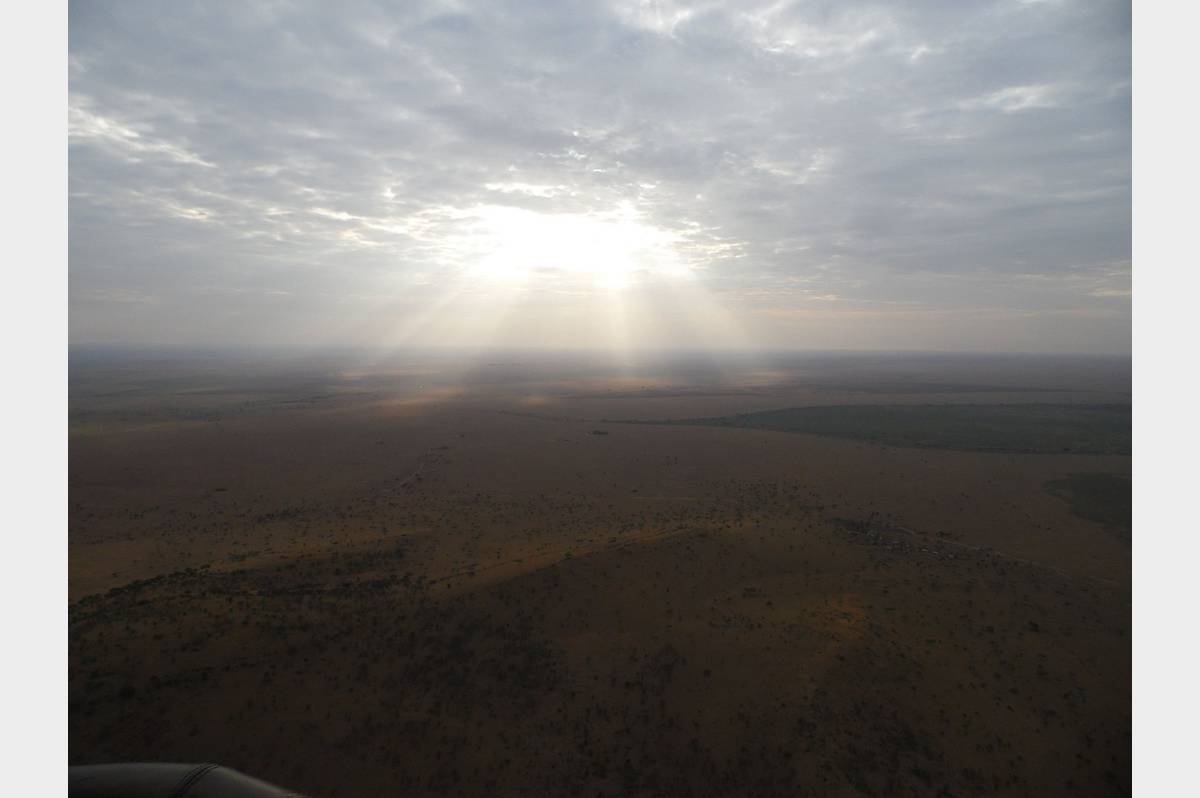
[69,1,1130,355]
[66,341,1135,361]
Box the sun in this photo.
[467,203,686,290]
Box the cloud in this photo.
[68,102,215,167]
[963,83,1062,113]
[68,0,1131,353]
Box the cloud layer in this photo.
[69,0,1131,353]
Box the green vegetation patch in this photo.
[637,403,1131,455]
[1046,473,1132,536]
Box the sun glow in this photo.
[467,203,688,290]
[362,199,755,361]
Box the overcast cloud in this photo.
[68,0,1131,353]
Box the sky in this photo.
[68,0,1131,354]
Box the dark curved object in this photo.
[69,763,308,798]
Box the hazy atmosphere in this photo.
[69,0,1130,353]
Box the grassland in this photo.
[1046,473,1132,538]
[68,352,1131,797]
[635,403,1131,455]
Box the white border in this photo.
[1,1,67,793]
[1133,0,1200,794]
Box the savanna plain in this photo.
[68,350,1131,797]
